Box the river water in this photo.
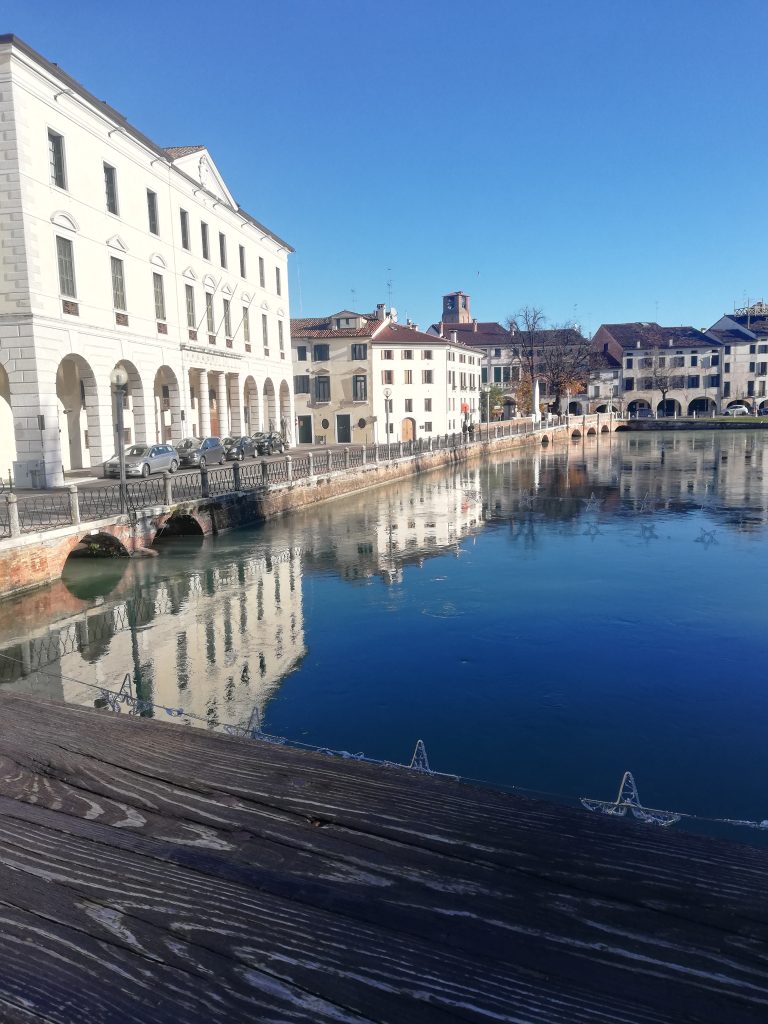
[1,429,767,842]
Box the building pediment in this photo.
[51,210,79,232]
[106,234,128,252]
[166,147,237,210]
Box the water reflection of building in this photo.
[0,546,306,731]
[298,467,485,584]
[615,432,768,520]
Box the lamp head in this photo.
[383,387,392,399]
[110,365,129,388]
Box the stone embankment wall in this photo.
[0,424,601,598]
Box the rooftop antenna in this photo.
[386,268,393,310]
[654,299,659,321]
[350,287,357,311]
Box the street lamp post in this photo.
[383,386,391,450]
[481,384,490,441]
[110,365,129,513]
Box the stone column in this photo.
[216,372,229,438]
[197,369,211,437]
[228,373,242,437]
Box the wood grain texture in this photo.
[0,691,766,1023]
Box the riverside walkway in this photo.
[0,691,766,1023]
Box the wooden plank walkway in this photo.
[0,692,766,1023]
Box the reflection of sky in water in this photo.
[1,430,767,843]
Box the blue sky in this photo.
[6,0,768,335]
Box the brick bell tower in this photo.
[442,291,472,324]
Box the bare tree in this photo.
[507,307,590,412]
[646,349,672,414]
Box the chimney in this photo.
[473,319,478,332]
[667,337,673,347]
[376,303,386,320]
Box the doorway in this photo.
[336,414,351,443]
[297,415,312,444]
[401,417,416,441]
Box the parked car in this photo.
[632,408,653,419]
[723,405,751,416]
[225,435,259,460]
[176,436,227,468]
[104,444,179,478]
[254,431,286,456]
[221,436,238,450]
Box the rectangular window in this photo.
[422,370,433,384]
[725,345,731,354]
[382,350,394,360]
[760,344,768,354]
[424,421,432,432]
[402,349,413,360]
[223,298,232,338]
[481,367,488,384]
[110,256,126,310]
[493,367,502,383]
[313,343,330,361]
[422,349,433,360]
[687,374,700,389]
[623,378,634,391]
[262,314,269,353]
[351,343,367,360]
[219,232,227,268]
[723,381,731,397]
[750,344,757,354]
[259,256,265,288]
[294,375,310,394]
[424,398,432,412]
[724,362,731,374]
[147,190,159,235]
[201,222,210,259]
[690,355,698,367]
[206,292,215,334]
[748,380,755,396]
[153,272,166,320]
[180,209,190,250]
[625,357,634,369]
[278,321,285,353]
[749,361,756,373]
[297,345,307,361]
[104,163,118,214]
[404,369,413,384]
[239,245,246,278]
[242,307,250,344]
[707,374,721,388]
[48,131,66,189]
[315,376,330,402]
[759,362,768,376]
[185,284,196,328]
[276,267,282,295]
[382,369,394,385]
[352,375,367,401]
[404,398,413,412]
[56,236,76,297]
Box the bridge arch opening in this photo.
[154,513,205,539]
[571,429,582,439]
[65,532,130,564]
[541,434,550,445]
[601,425,610,433]
[587,427,597,436]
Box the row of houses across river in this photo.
[1,34,766,489]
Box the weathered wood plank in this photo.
[5,691,768,933]
[0,811,675,1024]
[1,692,768,1023]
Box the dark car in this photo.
[176,436,227,468]
[254,431,286,456]
[225,436,259,460]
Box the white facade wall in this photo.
[0,38,293,486]
[372,336,479,443]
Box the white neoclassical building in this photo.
[0,35,294,487]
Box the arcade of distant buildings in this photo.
[1,33,766,488]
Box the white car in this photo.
[724,405,751,416]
